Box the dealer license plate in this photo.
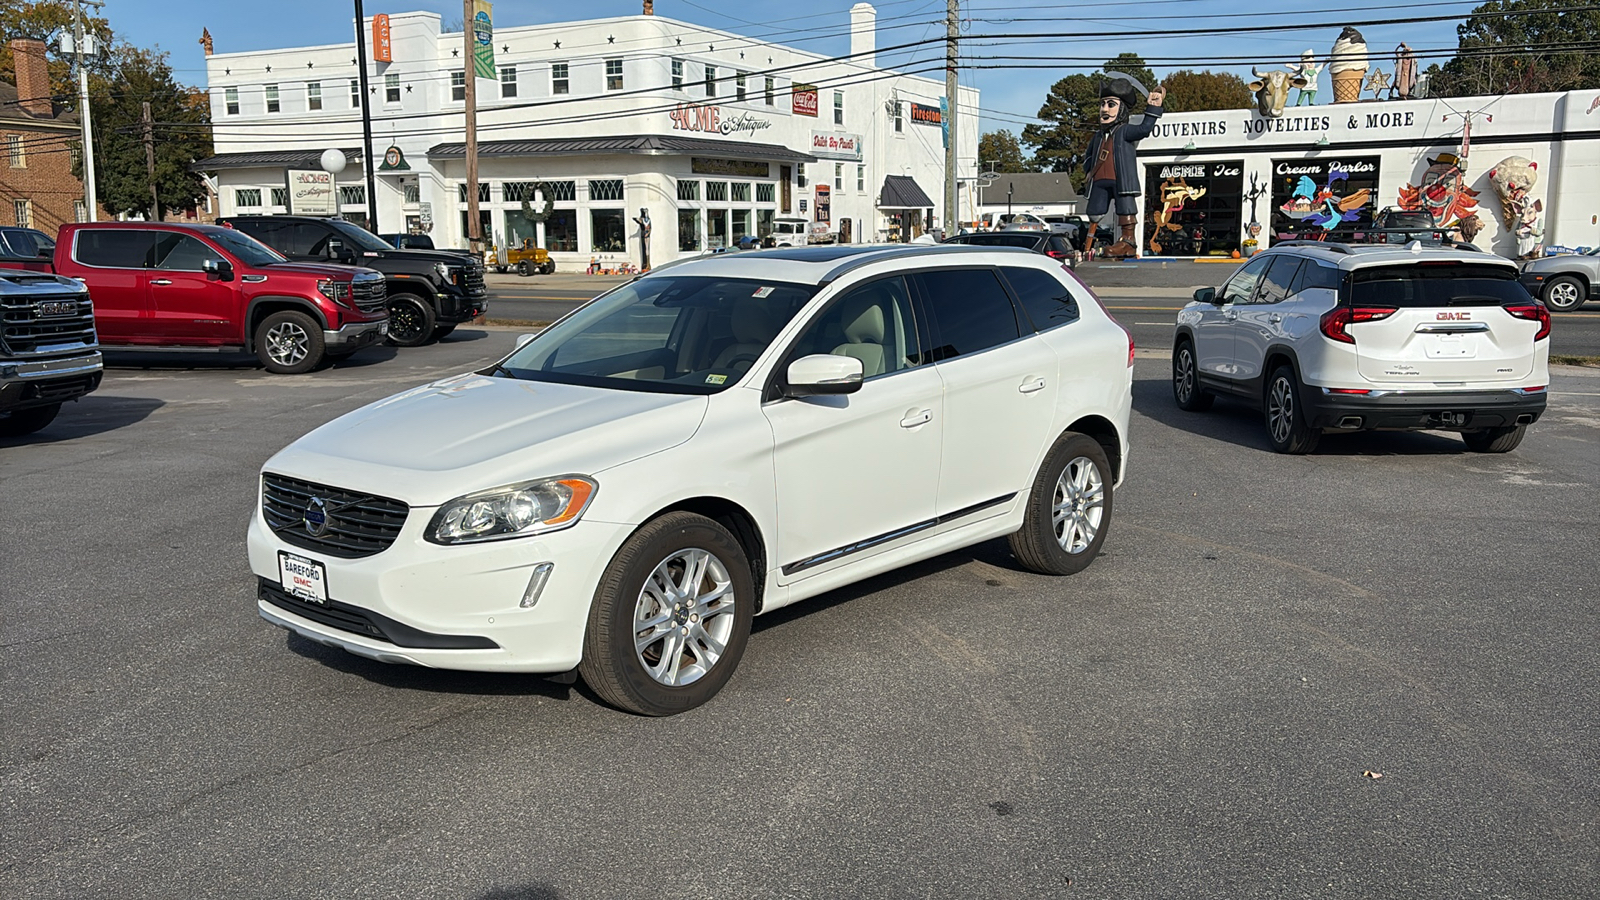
[1424,334,1475,359]
[278,551,328,605]
[378,322,389,337]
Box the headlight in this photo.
[433,262,459,283]
[426,476,597,544]
[317,278,354,307]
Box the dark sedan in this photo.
[943,231,1076,265]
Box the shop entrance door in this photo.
[839,219,852,244]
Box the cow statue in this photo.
[1248,66,1308,118]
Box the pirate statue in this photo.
[1083,73,1165,258]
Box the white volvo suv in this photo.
[1173,241,1550,454]
[248,245,1135,715]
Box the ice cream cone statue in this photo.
[1330,27,1369,104]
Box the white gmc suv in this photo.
[1173,241,1550,453]
[248,245,1135,715]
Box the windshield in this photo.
[1352,264,1530,307]
[326,220,396,252]
[208,229,286,266]
[499,275,818,394]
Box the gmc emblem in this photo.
[1436,311,1472,320]
[36,300,77,317]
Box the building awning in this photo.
[427,134,815,163]
[191,148,362,171]
[879,175,935,210]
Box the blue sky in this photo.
[109,0,1470,135]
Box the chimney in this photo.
[849,4,876,69]
[10,39,53,118]
[643,0,654,14]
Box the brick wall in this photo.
[0,124,101,234]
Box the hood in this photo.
[357,247,481,265]
[258,261,383,280]
[263,374,709,506]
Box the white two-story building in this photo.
[196,4,979,268]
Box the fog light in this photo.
[520,562,555,608]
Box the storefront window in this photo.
[732,210,751,242]
[591,209,626,252]
[707,209,728,250]
[457,210,491,241]
[757,209,774,237]
[1269,156,1380,244]
[707,182,728,202]
[678,180,700,202]
[678,209,702,252]
[505,209,538,249]
[1142,159,1245,257]
[757,183,775,203]
[546,209,577,252]
[731,182,751,202]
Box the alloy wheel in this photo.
[265,321,309,367]
[1052,456,1105,554]
[1175,348,1196,404]
[1268,376,1295,444]
[632,548,737,687]
[389,300,427,343]
[1547,280,1581,311]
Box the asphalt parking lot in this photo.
[3,330,1595,898]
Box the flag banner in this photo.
[472,1,495,79]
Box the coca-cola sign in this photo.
[792,84,818,118]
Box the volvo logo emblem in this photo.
[303,497,329,536]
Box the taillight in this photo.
[1505,303,1551,341]
[1046,250,1067,259]
[1319,306,1397,344]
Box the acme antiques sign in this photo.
[670,103,772,137]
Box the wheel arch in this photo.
[1173,325,1196,348]
[1063,415,1123,486]
[1261,344,1304,396]
[1545,270,1590,294]
[640,496,769,612]
[246,296,329,350]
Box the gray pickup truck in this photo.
[0,270,103,437]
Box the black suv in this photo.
[219,216,486,346]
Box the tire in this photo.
[1009,433,1115,576]
[1172,339,1214,411]
[580,512,755,716]
[1462,424,1527,453]
[541,261,555,275]
[430,324,457,341]
[254,310,324,375]
[1264,365,1321,454]
[1542,275,1587,312]
[0,403,61,437]
[385,293,437,348]
[517,260,530,277]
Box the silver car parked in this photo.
[1520,248,1600,312]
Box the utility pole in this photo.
[141,101,160,221]
[71,0,104,222]
[353,0,379,227]
[944,0,959,235]
[463,0,482,254]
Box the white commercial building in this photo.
[197,5,978,268]
[1133,88,1600,259]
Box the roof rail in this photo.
[818,244,1020,285]
[1271,240,1353,254]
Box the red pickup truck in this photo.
[52,222,389,374]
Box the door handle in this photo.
[1223,311,1238,320]
[1019,377,1047,394]
[899,409,932,428]
[1268,314,1282,324]
[150,279,172,286]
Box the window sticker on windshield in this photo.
[752,286,775,298]
[705,374,728,385]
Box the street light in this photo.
[321,148,346,217]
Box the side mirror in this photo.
[203,258,234,281]
[326,238,352,262]
[1194,286,1218,305]
[37,247,54,260]
[784,354,863,397]
[515,332,539,349]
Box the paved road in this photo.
[481,266,1600,358]
[4,332,1596,898]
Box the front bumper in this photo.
[1302,385,1547,431]
[439,287,487,323]
[0,351,103,412]
[323,319,388,350]
[247,505,632,673]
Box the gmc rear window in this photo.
[1351,265,1532,307]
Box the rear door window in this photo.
[2,229,39,258]
[1002,267,1080,331]
[914,268,1022,360]
[153,234,225,271]
[75,230,157,269]
[1255,256,1304,304]
[1352,264,1531,307]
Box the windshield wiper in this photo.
[485,362,520,379]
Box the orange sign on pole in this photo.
[372,14,393,62]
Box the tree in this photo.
[1,0,115,102]
[978,130,1035,173]
[1426,0,1600,96]
[1022,53,1156,191]
[1161,69,1252,113]
[82,46,212,218]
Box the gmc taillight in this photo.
[1319,306,1398,344]
[1505,303,1552,341]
